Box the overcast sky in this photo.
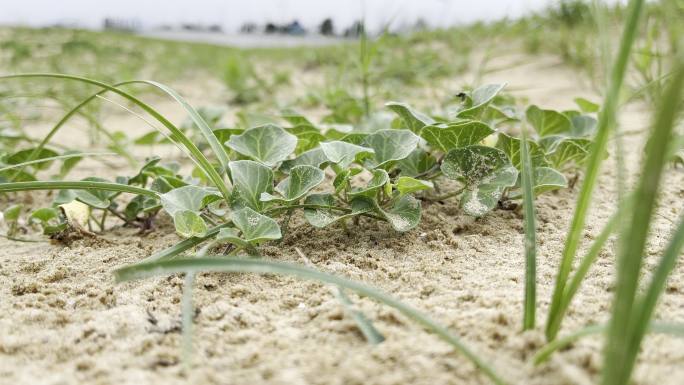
[1,0,563,32]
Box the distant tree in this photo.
[343,20,365,38]
[319,18,334,36]
[240,22,257,34]
[265,23,277,34]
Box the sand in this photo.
[1,52,683,385]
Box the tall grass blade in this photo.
[546,0,645,341]
[602,59,684,385]
[0,151,116,173]
[0,74,232,202]
[534,322,684,365]
[135,80,232,181]
[520,128,537,330]
[0,180,159,198]
[115,257,507,385]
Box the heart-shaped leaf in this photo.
[320,141,375,168]
[395,177,434,195]
[375,195,421,232]
[160,185,221,216]
[281,109,314,126]
[385,102,435,132]
[30,207,66,235]
[546,138,592,169]
[531,167,568,194]
[574,97,599,113]
[280,147,328,173]
[570,115,597,137]
[6,147,59,170]
[348,169,390,198]
[288,124,326,154]
[441,146,518,217]
[526,106,572,137]
[74,177,119,209]
[496,133,549,170]
[229,160,273,211]
[231,207,281,243]
[457,83,506,119]
[303,194,372,228]
[173,210,208,238]
[261,165,325,203]
[397,148,437,177]
[421,121,494,152]
[362,129,420,169]
[226,124,297,166]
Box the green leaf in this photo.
[261,165,325,203]
[574,97,599,113]
[496,133,548,170]
[229,160,273,211]
[74,177,119,209]
[288,124,326,154]
[280,147,328,173]
[226,124,297,166]
[376,195,422,232]
[570,115,597,137]
[3,204,22,222]
[58,150,84,178]
[385,101,435,132]
[362,129,420,169]
[281,109,314,126]
[29,207,66,235]
[303,194,372,228]
[532,167,568,195]
[526,106,573,137]
[215,227,250,249]
[547,138,592,169]
[173,210,208,238]
[6,147,59,170]
[421,121,494,152]
[441,146,518,217]
[397,148,437,177]
[160,185,220,216]
[395,177,434,195]
[320,141,375,168]
[231,207,281,243]
[349,169,390,198]
[457,83,507,119]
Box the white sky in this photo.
[1,0,561,31]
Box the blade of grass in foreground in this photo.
[602,58,684,385]
[534,322,684,365]
[115,257,506,385]
[545,0,646,341]
[0,180,159,198]
[520,129,536,330]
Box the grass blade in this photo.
[0,180,159,198]
[0,152,116,173]
[115,257,507,385]
[627,212,684,365]
[0,74,231,202]
[546,0,645,341]
[546,201,625,337]
[336,287,386,345]
[602,59,684,385]
[520,129,537,330]
[534,322,684,365]
[135,80,232,182]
